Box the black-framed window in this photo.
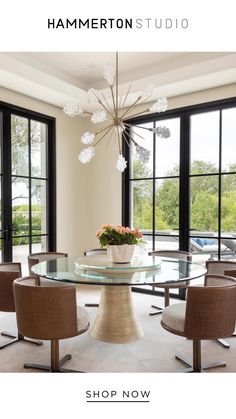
[0,101,56,268]
[123,97,236,262]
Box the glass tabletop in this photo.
[32,255,207,286]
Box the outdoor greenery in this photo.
[11,116,43,179]
[133,160,236,233]
[12,204,43,245]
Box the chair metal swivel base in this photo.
[0,331,43,349]
[149,288,170,316]
[24,340,85,373]
[149,305,163,316]
[175,340,226,373]
[216,338,230,348]
[24,354,84,373]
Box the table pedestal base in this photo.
[90,286,144,343]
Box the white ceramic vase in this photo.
[107,244,135,263]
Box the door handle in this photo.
[2,226,14,240]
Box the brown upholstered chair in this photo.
[0,262,42,349]
[84,248,107,308]
[13,276,90,372]
[149,250,192,316]
[161,274,236,372]
[206,260,236,348]
[28,252,68,275]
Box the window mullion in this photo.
[152,121,156,250]
[218,109,222,259]
[179,112,190,251]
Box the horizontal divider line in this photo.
[86,400,149,403]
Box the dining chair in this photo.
[161,274,236,372]
[28,252,68,275]
[206,260,236,348]
[0,262,42,349]
[84,248,107,308]
[13,275,90,372]
[149,250,192,316]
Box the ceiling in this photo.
[0,52,236,111]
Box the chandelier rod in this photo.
[105,126,116,148]
[120,83,132,110]
[94,124,114,147]
[101,92,114,114]
[122,107,151,120]
[124,122,155,132]
[121,127,143,156]
[123,123,146,141]
[91,89,114,119]
[116,51,118,117]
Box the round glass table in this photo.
[32,255,206,344]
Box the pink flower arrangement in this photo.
[97,224,143,247]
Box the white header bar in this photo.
[0,0,235,51]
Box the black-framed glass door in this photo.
[0,102,56,270]
[189,106,236,260]
[123,97,236,297]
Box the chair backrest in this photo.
[13,276,78,340]
[149,250,192,261]
[204,273,236,286]
[0,263,22,312]
[206,260,236,275]
[184,275,236,339]
[84,248,107,256]
[0,262,22,274]
[28,252,68,274]
[224,269,236,278]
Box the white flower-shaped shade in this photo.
[153,126,171,138]
[81,132,95,145]
[78,146,95,164]
[103,64,115,86]
[149,97,168,113]
[91,110,107,124]
[116,154,127,172]
[63,102,83,117]
[142,84,154,98]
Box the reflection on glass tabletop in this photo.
[32,256,207,286]
[75,254,162,273]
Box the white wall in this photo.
[1,83,236,254]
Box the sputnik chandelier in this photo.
[63,52,170,172]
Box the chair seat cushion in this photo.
[77,306,90,334]
[161,302,186,333]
